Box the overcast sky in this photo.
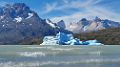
[0,0,120,23]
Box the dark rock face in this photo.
[57,20,66,29]
[80,18,90,26]
[0,3,65,44]
[94,16,101,22]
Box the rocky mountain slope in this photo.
[0,3,70,44]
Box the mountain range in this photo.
[51,17,120,33]
[0,3,119,44]
[0,3,70,44]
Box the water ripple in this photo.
[19,52,46,57]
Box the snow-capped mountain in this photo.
[67,17,120,33]
[0,3,70,44]
[46,19,66,29]
[45,19,71,34]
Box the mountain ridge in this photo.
[52,16,120,33]
[0,3,71,44]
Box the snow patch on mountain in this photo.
[26,13,33,19]
[14,17,22,22]
[0,16,4,19]
[2,25,5,27]
[83,26,87,31]
[46,19,57,28]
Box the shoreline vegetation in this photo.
[74,27,120,45]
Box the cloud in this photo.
[0,1,13,7]
[41,0,120,23]
[0,1,8,6]
[43,0,101,14]
[51,6,120,25]
[63,0,69,4]
[44,2,57,14]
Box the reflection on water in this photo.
[0,45,120,67]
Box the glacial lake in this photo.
[0,45,120,67]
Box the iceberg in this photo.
[40,36,59,45]
[40,32,103,45]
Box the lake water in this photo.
[0,45,120,67]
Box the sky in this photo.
[0,0,120,23]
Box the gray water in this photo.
[0,45,120,67]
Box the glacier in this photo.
[40,32,103,45]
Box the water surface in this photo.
[0,45,120,67]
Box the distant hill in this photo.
[74,27,120,45]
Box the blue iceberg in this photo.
[41,32,103,45]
